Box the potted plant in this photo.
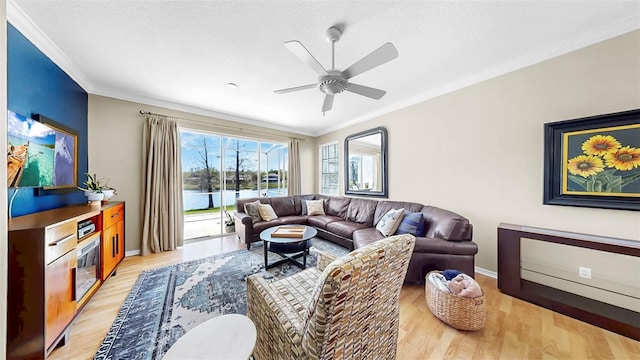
[78,173,117,204]
[224,211,236,233]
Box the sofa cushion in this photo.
[326,221,370,239]
[306,200,326,216]
[253,220,283,233]
[324,196,351,218]
[278,215,309,225]
[413,237,478,255]
[269,197,298,217]
[258,203,278,221]
[352,228,385,249]
[345,198,377,226]
[376,208,405,236]
[396,211,426,236]
[243,200,262,222]
[307,215,343,230]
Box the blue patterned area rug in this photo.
[94,238,348,360]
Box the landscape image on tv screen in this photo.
[7,110,77,188]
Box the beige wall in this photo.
[315,31,640,273]
[1,1,8,356]
[88,95,315,253]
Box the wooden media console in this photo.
[7,201,126,359]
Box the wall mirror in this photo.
[344,126,388,198]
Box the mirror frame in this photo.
[344,126,388,198]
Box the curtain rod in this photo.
[139,110,304,140]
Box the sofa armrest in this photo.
[234,212,255,248]
[234,211,252,225]
[316,250,338,271]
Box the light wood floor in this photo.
[48,236,639,360]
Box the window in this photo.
[179,129,288,240]
[319,142,339,195]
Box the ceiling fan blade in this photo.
[284,40,328,76]
[274,84,317,94]
[342,42,398,79]
[345,83,386,100]
[322,94,334,112]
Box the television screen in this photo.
[7,110,78,188]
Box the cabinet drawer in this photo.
[45,221,77,264]
[103,204,124,228]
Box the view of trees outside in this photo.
[180,129,288,215]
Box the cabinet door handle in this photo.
[112,237,116,258]
[71,267,77,301]
[116,234,119,255]
[111,213,119,218]
[49,234,75,247]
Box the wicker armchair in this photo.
[247,234,416,360]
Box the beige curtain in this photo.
[140,115,184,255]
[288,138,301,195]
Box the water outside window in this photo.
[180,129,288,241]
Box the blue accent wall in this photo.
[7,23,88,217]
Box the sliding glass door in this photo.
[180,129,288,241]
[260,142,288,197]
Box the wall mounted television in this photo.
[7,110,78,189]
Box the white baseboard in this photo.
[475,266,497,279]
[125,249,141,257]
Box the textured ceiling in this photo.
[8,0,640,136]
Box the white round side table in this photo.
[163,314,257,359]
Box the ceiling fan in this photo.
[274,26,399,113]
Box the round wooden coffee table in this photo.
[163,314,256,359]
[260,225,317,269]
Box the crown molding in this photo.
[318,14,640,136]
[92,87,316,137]
[7,0,94,92]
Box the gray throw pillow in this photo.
[243,200,262,222]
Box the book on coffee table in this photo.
[271,226,306,238]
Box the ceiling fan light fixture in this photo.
[319,75,348,95]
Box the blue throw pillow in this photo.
[395,212,425,236]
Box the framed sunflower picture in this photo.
[543,108,640,211]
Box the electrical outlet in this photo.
[579,266,592,279]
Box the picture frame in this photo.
[543,109,640,211]
[7,110,78,189]
[36,114,78,190]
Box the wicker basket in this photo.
[425,271,486,331]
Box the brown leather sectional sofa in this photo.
[234,194,478,283]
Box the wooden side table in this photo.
[163,314,257,359]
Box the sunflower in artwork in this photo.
[581,135,621,156]
[603,146,640,171]
[567,155,605,178]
